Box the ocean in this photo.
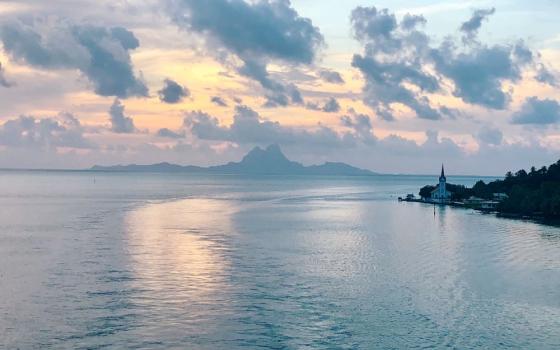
[1,171,559,349]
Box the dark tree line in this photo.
[419,159,560,218]
[419,183,471,201]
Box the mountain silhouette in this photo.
[91,144,377,176]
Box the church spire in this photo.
[440,164,446,181]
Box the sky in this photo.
[0,0,559,175]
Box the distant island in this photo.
[410,160,560,219]
[91,144,377,176]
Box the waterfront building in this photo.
[430,165,452,203]
[493,193,509,202]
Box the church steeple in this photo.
[440,164,446,181]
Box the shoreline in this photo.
[399,197,560,227]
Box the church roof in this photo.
[430,184,453,195]
[439,164,446,181]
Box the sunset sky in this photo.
[0,0,559,175]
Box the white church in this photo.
[430,165,452,203]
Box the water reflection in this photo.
[126,198,233,294]
[123,198,236,345]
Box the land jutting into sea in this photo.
[402,159,560,220]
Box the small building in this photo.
[406,193,416,200]
[493,193,509,202]
[466,196,484,203]
[465,196,485,206]
[481,201,500,211]
[430,165,452,203]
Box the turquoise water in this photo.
[1,171,559,349]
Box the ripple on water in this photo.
[2,176,560,349]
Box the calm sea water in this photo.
[1,171,559,349]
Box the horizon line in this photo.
[0,167,503,178]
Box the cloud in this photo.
[158,79,189,104]
[350,6,442,120]
[460,7,495,42]
[0,19,147,98]
[109,98,135,133]
[401,14,427,30]
[431,42,529,109]
[511,97,560,125]
[183,108,509,173]
[340,112,375,143]
[184,105,365,149]
[322,97,340,113]
[288,84,304,104]
[0,112,93,149]
[236,59,304,108]
[156,128,185,139]
[0,62,13,87]
[476,127,503,145]
[210,96,228,107]
[263,83,303,108]
[351,6,538,117]
[305,102,320,111]
[318,69,344,84]
[433,9,533,110]
[352,6,398,44]
[166,0,323,64]
[536,64,558,87]
[165,0,324,106]
[305,98,341,113]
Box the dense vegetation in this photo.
[419,183,471,201]
[419,160,560,218]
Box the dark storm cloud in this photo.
[0,62,13,87]
[0,20,147,98]
[109,99,135,133]
[0,112,93,149]
[156,128,185,139]
[318,69,344,84]
[511,97,560,125]
[460,7,495,42]
[351,6,539,119]
[158,79,189,104]
[211,96,228,107]
[165,0,324,106]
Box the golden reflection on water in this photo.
[124,198,235,299]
